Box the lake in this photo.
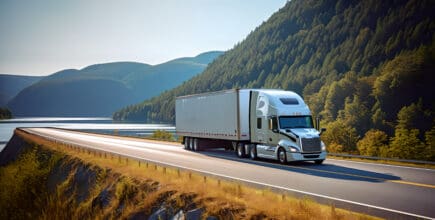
[0,117,175,152]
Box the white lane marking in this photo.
[25,128,434,220]
[327,158,435,172]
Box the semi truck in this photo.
[175,89,327,164]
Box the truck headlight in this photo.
[289,146,299,152]
[321,141,326,151]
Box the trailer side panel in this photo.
[176,89,250,141]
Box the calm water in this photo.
[0,117,175,152]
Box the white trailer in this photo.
[176,89,327,164]
[176,89,250,141]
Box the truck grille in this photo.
[301,137,321,152]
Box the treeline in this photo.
[0,108,12,119]
[319,46,434,160]
[113,0,435,160]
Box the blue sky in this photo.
[0,0,287,76]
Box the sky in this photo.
[0,0,287,76]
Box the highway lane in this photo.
[22,128,435,219]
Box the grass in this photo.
[149,129,175,141]
[0,144,63,219]
[6,129,381,219]
[327,155,435,170]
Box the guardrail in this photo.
[328,153,435,165]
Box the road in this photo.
[22,128,435,219]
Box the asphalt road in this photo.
[22,128,435,219]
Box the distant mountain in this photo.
[0,75,42,106]
[113,0,435,160]
[7,51,223,116]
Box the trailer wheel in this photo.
[278,148,287,164]
[249,145,257,160]
[237,143,245,158]
[193,138,200,151]
[184,137,189,150]
[189,137,194,150]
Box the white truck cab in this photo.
[249,90,326,164]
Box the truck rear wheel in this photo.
[184,137,189,149]
[249,145,257,160]
[236,143,245,158]
[193,138,200,151]
[189,138,194,150]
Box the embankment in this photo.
[0,129,378,219]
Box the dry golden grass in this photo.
[15,129,381,219]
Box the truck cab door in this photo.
[255,117,265,143]
[254,117,267,155]
[264,116,279,156]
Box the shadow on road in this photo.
[198,149,401,182]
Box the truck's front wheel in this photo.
[314,160,324,165]
[278,148,287,164]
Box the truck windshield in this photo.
[279,116,314,129]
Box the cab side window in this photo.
[269,116,278,131]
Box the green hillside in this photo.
[114,0,435,160]
[7,51,222,116]
[0,74,42,106]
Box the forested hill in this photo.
[114,0,435,160]
[7,51,222,117]
[0,75,42,106]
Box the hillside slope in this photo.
[7,51,222,116]
[114,0,435,160]
[0,74,42,106]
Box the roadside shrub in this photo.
[357,129,388,157]
[322,120,359,153]
[150,130,173,141]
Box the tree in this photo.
[387,104,430,160]
[389,128,423,159]
[338,95,371,136]
[357,129,388,157]
[322,120,359,153]
[322,72,357,122]
[0,108,12,119]
[396,100,431,137]
[424,126,435,161]
[373,47,434,131]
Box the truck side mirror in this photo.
[316,116,320,131]
[320,128,326,136]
